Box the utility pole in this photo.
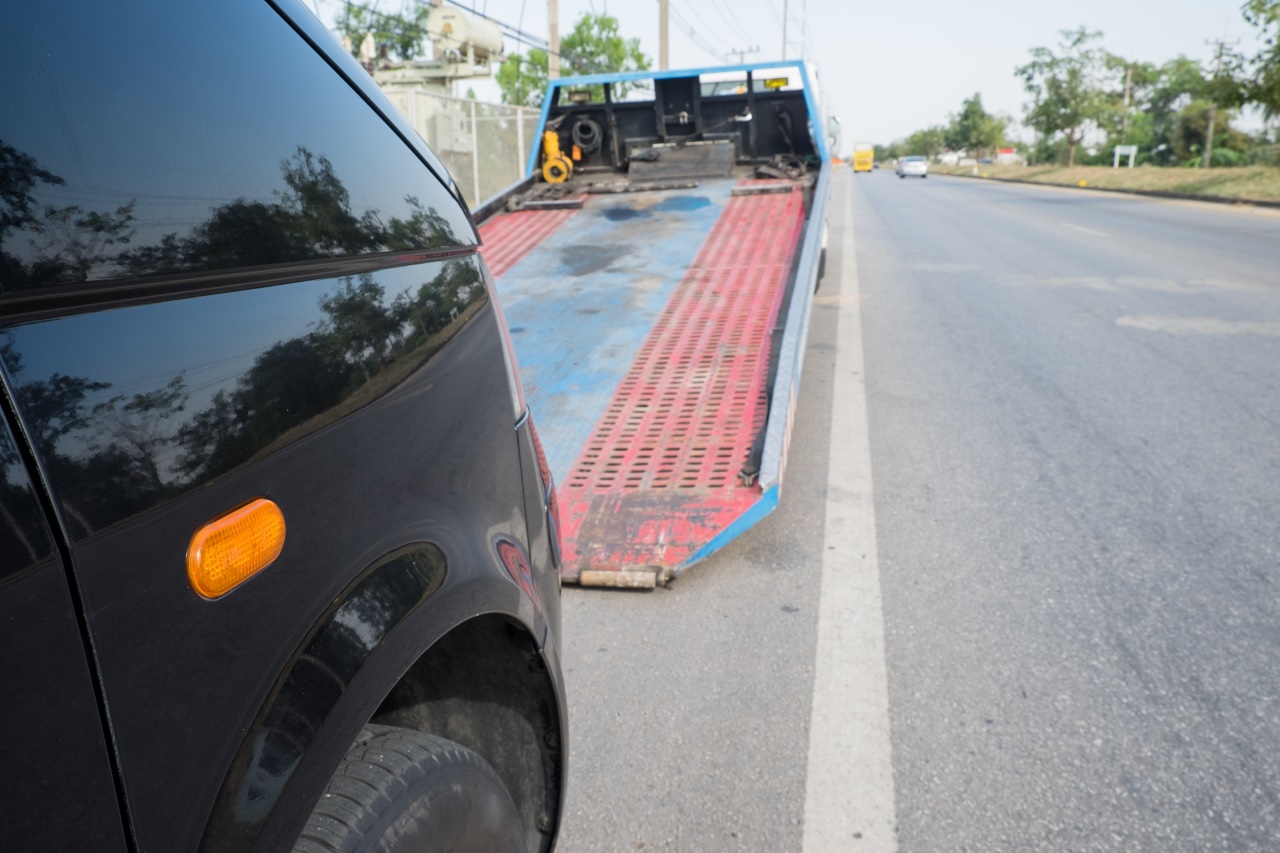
[548,0,560,79]
[659,0,668,70]
[726,46,760,65]
[1202,37,1238,170]
[801,0,808,61]
[1121,65,1133,136]
[781,0,787,60]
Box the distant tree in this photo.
[90,376,188,494]
[904,126,947,159]
[945,94,1009,157]
[1111,57,1203,163]
[116,145,460,282]
[1243,1,1280,119]
[334,2,432,62]
[316,275,403,381]
[497,50,551,107]
[381,196,459,250]
[1,143,66,293]
[873,142,899,162]
[1017,28,1113,166]
[497,13,651,106]
[278,148,381,255]
[0,142,63,241]
[1199,44,1248,168]
[10,371,110,462]
[25,201,135,284]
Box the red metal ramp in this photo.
[478,204,580,279]
[558,183,807,587]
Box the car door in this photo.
[0,407,128,851]
[0,2,538,851]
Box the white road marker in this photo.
[1059,221,1109,237]
[1117,315,1280,336]
[801,174,898,852]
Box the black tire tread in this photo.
[294,726,516,853]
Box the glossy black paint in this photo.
[1,1,565,851]
[2,257,554,852]
[2,0,474,295]
[517,418,563,642]
[205,543,449,846]
[0,416,127,850]
[3,258,489,537]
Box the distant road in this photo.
[551,169,1280,852]
[857,170,1280,850]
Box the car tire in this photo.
[294,725,527,853]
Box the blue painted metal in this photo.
[525,60,829,178]
[540,59,817,90]
[677,484,781,573]
[494,180,738,482]
[758,167,831,492]
[525,85,558,180]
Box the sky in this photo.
[312,0,1269,155]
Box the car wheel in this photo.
[294,725,527,853]
[898,174,904,179]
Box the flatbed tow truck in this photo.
[472,61,831,588]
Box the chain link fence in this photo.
[380,89,540,209]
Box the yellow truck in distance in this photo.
[853,141,874,172]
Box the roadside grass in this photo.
[930,164,1280,202]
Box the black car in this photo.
[1,2,564,851]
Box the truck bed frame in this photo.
[474,62,831,587]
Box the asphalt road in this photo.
[554,168,1280,852]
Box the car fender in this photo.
[198,540,562,853]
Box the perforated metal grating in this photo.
[478,205,580,279]
[558,183,807,577]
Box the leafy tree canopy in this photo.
[497,48,551,107]
[1017,27,1113,166]
[1243,0,1280,117]
[944,94,1009,157]
[497,13,651,107]
[335,2,431,62]
[905,126,947,159]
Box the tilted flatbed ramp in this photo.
[475,62,831,587]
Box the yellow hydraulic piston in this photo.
[541,130,573,183]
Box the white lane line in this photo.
[1059,221,1109,237]
[802,173,898,852]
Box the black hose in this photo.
[776,105,795,154]
[572,117,603,153]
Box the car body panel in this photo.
[1,1,565,850]
[0,415,129,851]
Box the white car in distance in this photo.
[897,155,929,178]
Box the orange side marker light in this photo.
[187,499,286,599]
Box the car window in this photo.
[1,255,488,537]
[0,0,475,297]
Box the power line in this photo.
[709,0,757,48]
[667,2,727,63]
[438,0,551,52]
[677,0,738,53]
[762,0,783,29]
